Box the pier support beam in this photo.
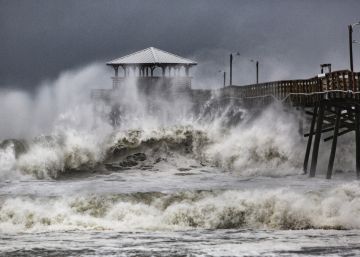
[310,100,325,177]
[303,105,318,174]
[327,108,341,179]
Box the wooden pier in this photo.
[303,96,360,179]
[221,70,360,106]
[221,69,360,179]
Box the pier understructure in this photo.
[219,70,360,179]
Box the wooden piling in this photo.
[303,105,318,174]
[309,100,325,177]
[326,108,341,179]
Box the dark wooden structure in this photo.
[303,96,360,179]
[222,70,360,106]
[221,70,360,179]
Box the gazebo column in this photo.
[146,67,149,77]
[151,66,155,77]
[185,65,189,77]
[141,67,144,77]
[162,66,166,77]
[122,66,127,77]
[112,65,120,89]
[113,65,119,77]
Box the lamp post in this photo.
[349,22,360,73]
[250,59,259,84]
[218,70,226,88]
[229,52,240,86]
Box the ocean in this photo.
[1,73,360,256]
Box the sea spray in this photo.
[9,125,209,179]
[4,114,305,179]
[0,63,109,140]
[0,142,18,180]
[204,104,304,176]
[15,129,109,179]
[0,106,312,179]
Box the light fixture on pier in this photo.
[348,21,360,73]
[218,70,226,88]
[250,59,259,84]
[229,52,240,86]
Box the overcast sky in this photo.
[1,0,360,90]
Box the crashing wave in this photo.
[0,113,305,179]
[0,103,320,179]
[13,130,106,179]
[203,105,304,176]
[1,182,360,232]
[1,126,209,179]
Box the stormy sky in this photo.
[1,0,360,90]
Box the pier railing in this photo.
[222,70,360,106]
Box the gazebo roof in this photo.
[107,47,197,66]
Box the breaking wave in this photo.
[1,182,360,233]
[0,106,304,179]
[203,104,304,176]
[0,126,209,179]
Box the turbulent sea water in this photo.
[1,71,360,256]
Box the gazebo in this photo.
[106,47,197,89]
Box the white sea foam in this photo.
[15,128,109,179]
[0,143,18,179]
[1,182,360,233]
[0,63,109,140]
[204,104,304,176]
[4,114,304,179]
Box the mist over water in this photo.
[0,63,307,180]
[0,63,109,139]
[1,63,360,256]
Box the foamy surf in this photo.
[1,181,360,233]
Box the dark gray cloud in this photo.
[1,0,360,90]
